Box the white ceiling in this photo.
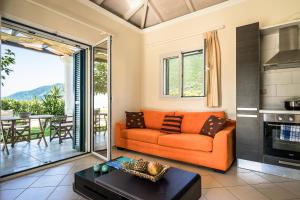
[90,0,228,29]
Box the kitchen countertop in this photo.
[259,109,300,114]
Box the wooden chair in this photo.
[1,120,14,155]
[0,118,31,155]
[94,109,108,135]
[50,115,73,144]
[15,118,31,143]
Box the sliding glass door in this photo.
[91,37,112,160]
[0,18,89,177]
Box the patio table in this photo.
[0,115,53,148]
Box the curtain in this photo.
[204,31,221,107]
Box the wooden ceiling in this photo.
[90,0,227,29]
[1,26,80,56]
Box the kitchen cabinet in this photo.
[236,22,262,162]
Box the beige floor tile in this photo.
[68,163,93,174]
[16,187,55,200]
[44,163,74,175]
[59,174,75,186]
[0,176,39,190]
[227,166,252,174]
[238,172,270,184]
[253,183,298,200]
[211,173,247,187]
[47,185,80,200]
[204,188,238,200]
[201,175,223,189]
[254,172,296,183]
[276,181,300,197]
[30,175,65,187]
[24,169,47,177]
[227,185,269,200]
[0,189,24,200]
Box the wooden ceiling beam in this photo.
[148,0,164,22]
[123,1,144,20]
[93,0,104,5]
[140,0,149,29]
[184,0,195,12]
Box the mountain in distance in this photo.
[6,83,64,101]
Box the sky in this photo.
[1,44,64,97]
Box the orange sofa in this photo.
[115,110,236,172]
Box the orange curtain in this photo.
[204,31,221,107]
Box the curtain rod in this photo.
[145,25,225,47]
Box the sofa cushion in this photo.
[175,111,225,134]
[158,133,213,152]
[125,111,146,129]
[201,115,227,137]
[121,129,165,144]
[142,110,174,130]
[161,115,183,134]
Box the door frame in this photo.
[90,36,112,161]
[0,17,92,178]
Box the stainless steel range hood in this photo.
[264,25,300,70]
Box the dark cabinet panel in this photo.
[236,22,261,162]
[236,22,260,108]
[236,116,261,161]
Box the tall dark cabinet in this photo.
[236,22,262,162]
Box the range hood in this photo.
[264,25,300,70]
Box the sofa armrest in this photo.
[115,122,126,147]
[212,123,236,170]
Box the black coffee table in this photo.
[73,158,201,200]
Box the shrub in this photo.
[1,86,65,116]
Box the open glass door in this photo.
[92,37,111,160]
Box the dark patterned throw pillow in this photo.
[125,112,146,129]
[201,115,226,137]
[161,115,183,134]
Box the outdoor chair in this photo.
[0,118,31,155]
[94,109,108,135]
[15,118,31,142]
[49,115,73,144]
[1,120,14,155]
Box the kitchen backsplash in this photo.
[261,31,300,109]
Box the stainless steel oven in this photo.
[263,113,300,163]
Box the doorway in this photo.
[0,19,89,177]
[92,37,112,160]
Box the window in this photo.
[163,57,180,96]
[162,50,205,97]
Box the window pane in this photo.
[164,57,179,96]
[182,51,204,97]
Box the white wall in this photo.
[0,0,143,144]
[141,0,300,118]
[1,0,300,132]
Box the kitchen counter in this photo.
[259,109,300,114]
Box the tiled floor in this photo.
[0,136,82,177]
[1,148,300,200]
[1,133,107,177]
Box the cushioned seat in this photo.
[121,129,165,144]
[158,133,213,152]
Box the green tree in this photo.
[1,49,15,86]
[42,86,65,115]
[94,61,107,95]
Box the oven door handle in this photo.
[266,123,282,127]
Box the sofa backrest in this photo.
[142,109,174,130]
[175,111,225,134]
